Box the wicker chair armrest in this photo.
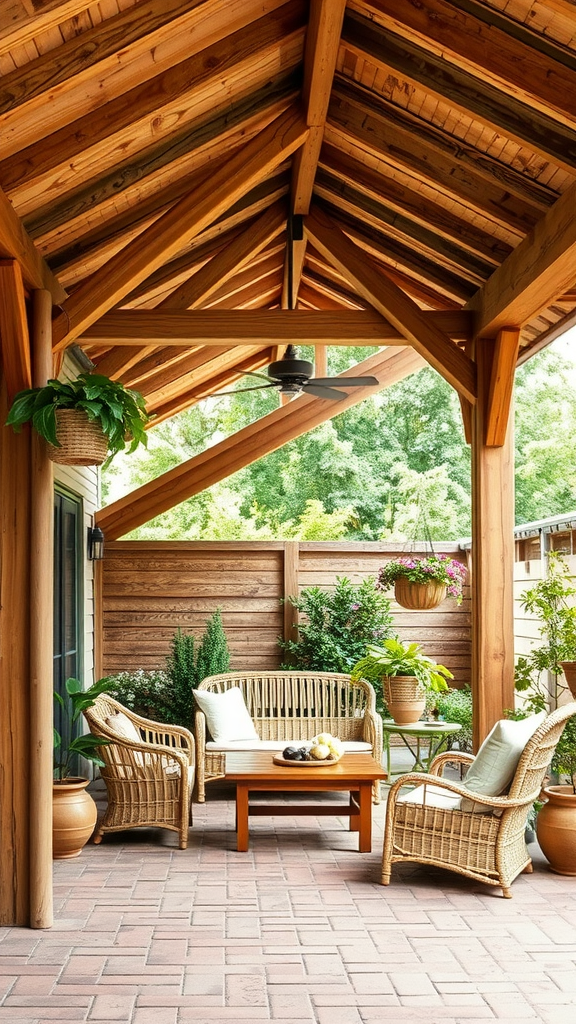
[362,708,383,751]
[428,750,475,775]
[97,725,194,766]
[387,770,542,810]
[118,707,194,754]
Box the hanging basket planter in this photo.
[394,576,447,610]
[45,409,109,466]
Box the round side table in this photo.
[381,720,462,778]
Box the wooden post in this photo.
[470,339,515,749]
[29,289,54,929]
[283,542,300,648]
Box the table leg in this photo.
[358,782,372,853]
[236,784,250,852]
[350,791,360,833]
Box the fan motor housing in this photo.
[267,357,314,381]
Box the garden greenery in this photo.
[377,554,468,604]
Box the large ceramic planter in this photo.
[536,784,576,875]
[53,778,97,859]
[560,662,576,699]
[394,577,447,610]
[45,409,109,467]
[383,674,426,725]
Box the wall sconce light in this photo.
[87,525,105,560]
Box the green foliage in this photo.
[195,609,231,682]
[433,685,473,752]
[552,714,576,793]
[165,629,197,726]
[378,552,467,604]
[352,638,452,695]
[279,576,394,673]
[7,372,149,464]
[514,551,576,712]
[103,669,175,722]
[53,677,112,781]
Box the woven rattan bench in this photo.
[194,671,383,803]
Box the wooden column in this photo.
[0,374,31,925]
[29,289,54,929]
[470,338,516,749]
[283,542,300,648]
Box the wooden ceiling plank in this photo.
[79,308,473,345]
[359,0,576,126]
[468,179,576,337]
[144,345,269,406]
[342,10,576,172]
[51,105,309,351]
[0,186,65,302]
[96,346,426,538]
[134,347,233,399]
[484,328,520,447]
[0,258,31,398]
[305,204,476,403]
[203,252,284,308]
[92,346,158,381]
[1,2,306,200]
[158,200,287,311]
[0,0,91,54]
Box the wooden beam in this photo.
[485,329,520,447]
[93,346,158,381]
[96,347,426,538]
[470,338,515,746]
[0,259,31,400]
[468,180,576,338]
[79,308,473,345]
[304,206,477,403]
[0,188,65,302]
[0,0,90,55]
[157,201,287,311]
[52,106,309,350]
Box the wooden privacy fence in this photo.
[97,540,471,685]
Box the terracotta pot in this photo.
[45,409,109,467]
[560,662,576,699]
[53,778,97,859]
[536,784,576,876]
[394,577,447,610]
[384,674,426,725]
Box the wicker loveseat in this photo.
[194,671,383,803]
[84,694,195,849]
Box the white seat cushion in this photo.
[205,738,372,752]
[194,687,259,743]
[398,784,461,811]
[460,712,546,812]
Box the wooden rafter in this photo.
[0,259,31,399]
[52,106,309,351]
[484,329,520,447]
[0,187,65,302]
[468,178,576,338]
[305,205,477,402]
[79,308,472,345]
[96,346,426,538]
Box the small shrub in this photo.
[104,668,175,722]
[433,685,473,751]
[279,575,394,674]
[196,608,231,682]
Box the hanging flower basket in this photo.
[394,577,447,610]
[45,409,109,466]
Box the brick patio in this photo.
[1,779,575,1024]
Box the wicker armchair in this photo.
[382,702,576,898]
[84,694,195,849]
[194,671,383,803]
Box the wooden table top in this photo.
[224,751,387,782]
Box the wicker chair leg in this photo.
[502,886,513,898]
[92,831,103,845]
[523,861,534,873]
[381,869,391,885]
[372,781,381,804]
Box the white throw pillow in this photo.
[460,711,546,812]
[106,711,142,745]
[194,687,259,743]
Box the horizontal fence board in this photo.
[103,556,282,573]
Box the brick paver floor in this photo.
[1,779,575,1024]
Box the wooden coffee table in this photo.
[225,751,387,852]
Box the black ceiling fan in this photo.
[214,345,378,401]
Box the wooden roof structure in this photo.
[2,0,576,929]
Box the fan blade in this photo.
[239,370,277,382]
[206,383,278,397]
[309,376,379,387]
[303,383,349,401]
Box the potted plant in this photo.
[377,554,468,610]
[351,637,452,725]
[6,372,150,467]
[53,677,112,859]
[514,551,576,703]
[536,712,576,875]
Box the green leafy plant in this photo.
[514,551,576,713]
[352,637,452,693]
[378,554,468,604]
[278,576,394,673]
[195,608,231,682]
[54,677,112,782]
[6,372,150,463]
[551,714,576,794]
[103,669,174,722]
[432,684,473,752]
